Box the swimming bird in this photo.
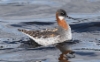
[18,9,72,46]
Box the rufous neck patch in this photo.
[58,19,69,30]
[56,12,69,30]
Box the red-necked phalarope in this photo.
[18,9,72,46]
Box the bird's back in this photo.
[18,29,61,46]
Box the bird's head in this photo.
[56,9,69,30]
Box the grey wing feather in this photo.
[18,28,59,38]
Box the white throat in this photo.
[58,16,64,20]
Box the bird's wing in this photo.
[18,28,59,38]
[18,28,60,46]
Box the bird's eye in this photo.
[61,12,65,15]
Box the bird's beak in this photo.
[66,15,71,19]
[66,15,76,20]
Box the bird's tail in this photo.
[18,29,28,33]
[18,29,34,35]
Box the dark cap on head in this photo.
[57,9,68,17]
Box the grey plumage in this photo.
[18,28,59,38]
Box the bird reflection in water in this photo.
[56,42,75,62]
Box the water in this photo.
[0,0,100,62]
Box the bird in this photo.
[18,9,72,46]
